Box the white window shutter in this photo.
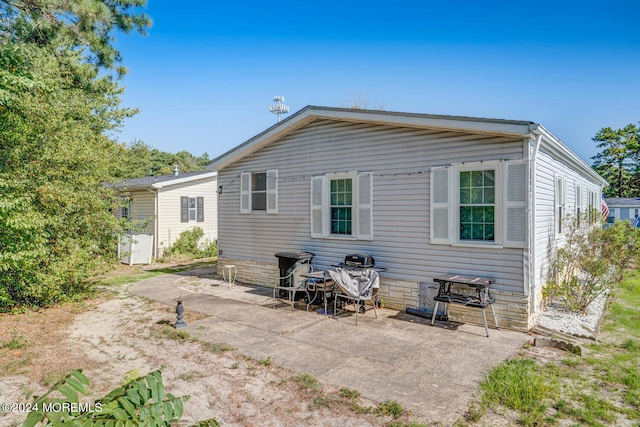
[505,160,527,248]
[266,169,278,214]
[240,172,250,213]
[430,166,451,244]
[357,172,373,240]
[310,176,325,238]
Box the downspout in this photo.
[528,127,543,313]
[146,187,158,259]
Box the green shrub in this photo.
[545,216,640,313]
[165,227,217,260]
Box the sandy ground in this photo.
[0,278,419,427]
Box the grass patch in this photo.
[479,358,558,425]
[296,372,321,391]
[2,328,27,349]
[258,356,272,366]
[163,327,191,341]
[376,399,404,419]
[340,387,361,399]
[98,271,166,287]
[468,270,640,426]
[201,342,235,354]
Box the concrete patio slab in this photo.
[129,269,529,425]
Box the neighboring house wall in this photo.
[217,118,531,329]
[156,177,218,257]
[127,190,156,235]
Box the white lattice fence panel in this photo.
[130,234,153,265]
[118,235,132,265]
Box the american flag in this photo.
[601,195,610,221]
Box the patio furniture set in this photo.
[271,252,385,325]
[270,252,499,334]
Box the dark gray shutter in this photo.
[180,196,188,222]
[197,197,204,222]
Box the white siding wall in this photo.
[532,148,603,313]
[218,119,526,296]
[157,177,218,257]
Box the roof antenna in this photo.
[269,96,289,122]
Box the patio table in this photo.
[302,270,334,315]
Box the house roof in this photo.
[605,198,640,207]
[206,106,607,187]
[111,170,217,191]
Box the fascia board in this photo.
[151,171,218,189]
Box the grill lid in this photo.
[344,253,375,268]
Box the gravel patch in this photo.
[536,292,607,339]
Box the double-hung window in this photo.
[181,196,204,223]
[588,190,598,223]
[459,170,495,241]
[430,160,526,248]
[330,178,353,235]
[240,170,278,213]
[555,175,566,235]
[311,172,372,240]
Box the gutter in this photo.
[146,187,158,259]
[528,133,543,312]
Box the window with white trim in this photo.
[240,170,278,213]
[575,184,583,226]
[181,196,204,223]
[555,175,566,235]
[310,172,372,240]
[634,208,640,219]
[588,190,598,223]
[430,160,527,248]
[330,178,353,235]
[459,170,495,241]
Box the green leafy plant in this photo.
[23,368,189,426]
[165,227,217,260]
[545,216,640,313]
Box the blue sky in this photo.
[113,0,640,164]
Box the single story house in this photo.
[113,169,218,259]
[208,106,607,331]
[604,197,640,225]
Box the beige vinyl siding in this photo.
[128,190,155,234]
[217,118,526,293]
[157,177,218,256]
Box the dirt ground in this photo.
[0,267,432,427]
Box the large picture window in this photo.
[459,170,495,241]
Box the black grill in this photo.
[344,253,375,268]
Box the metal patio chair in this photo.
[329,267,379,325]
[272,263,313,312]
